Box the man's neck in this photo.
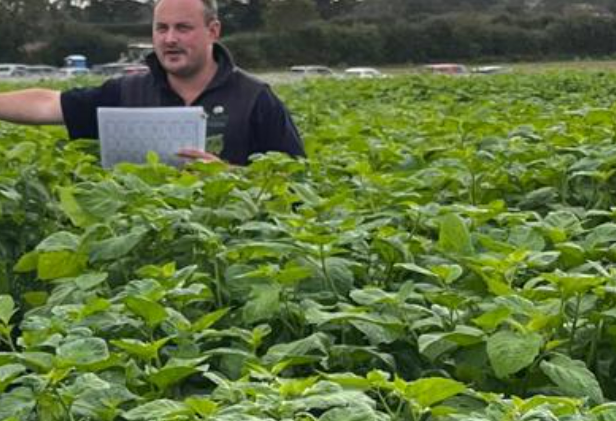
[168,61,219,105]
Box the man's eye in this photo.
[177,25,192,32]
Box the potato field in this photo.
[3,72,616,420]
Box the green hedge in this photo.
[225,23,385,68]
[31,23,128,66]
[225,13,616,68]
[9,11,616,67]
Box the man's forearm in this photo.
[0,89,64,125]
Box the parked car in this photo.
[58,67,91,77]
[289,65,335,77]
[425,63,469,75]
[92,63,149,78]
[344,67,384,79]
[0,64,28,78]
[24,65,58,78]
[93,62,132,77]
[472,65,509,75]
[123,64,149,76]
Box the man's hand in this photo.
[177,148,221,163]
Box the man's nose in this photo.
[163,29,178,43]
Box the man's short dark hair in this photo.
[154,0,218,23]
[202,0,218,22]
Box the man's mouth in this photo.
[164,50,185,59]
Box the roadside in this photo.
[255,59,616,84]
[6,59,616,88]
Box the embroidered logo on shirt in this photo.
[206,134,223,155]
[205,105,227,155]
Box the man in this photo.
[0,0,305,166]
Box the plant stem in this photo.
[1,332,17,352]
[254,172,273,206]
[320,245,340,299]
[384,262,395,288]
[376,390,396,419]
[408,212,421,240]
[586,318,602,370]
[560,169,569,205]
[568,294,583,356]
[394,399,405,420]
[470,170,477,206]
[214,259,224,308]
[281,291,299,337]
[53,389,75,421]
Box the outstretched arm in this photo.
[0,89,64,125]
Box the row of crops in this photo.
[3,73,616,420]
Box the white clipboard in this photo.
[97,107,207,168]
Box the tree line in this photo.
[3,0,616,67]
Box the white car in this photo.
[289,65,335,77]
[344,67,384,79]
[24,65,58,79]
[93,62,132,77]
[472,65,509,75]
[58,67,91,77]
[0,64,28,78]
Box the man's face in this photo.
[153,0,220,78]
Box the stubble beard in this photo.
[161,52,207,79]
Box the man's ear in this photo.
[208,19,221,39]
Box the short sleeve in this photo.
[250,88,305,159]
[60,78,122,139]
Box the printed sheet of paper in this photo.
[97,107,207,168]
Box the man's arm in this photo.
[0,89,64,125]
